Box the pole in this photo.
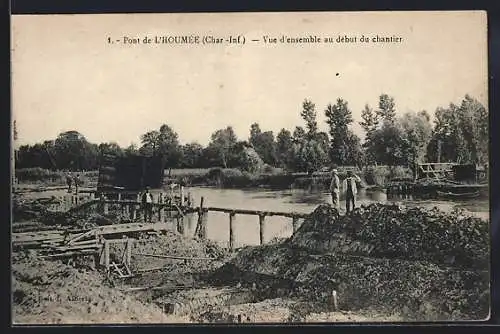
[201,209,208,239]
[259,214,266,245]
[292,216,300,233]
[229,212,236,250]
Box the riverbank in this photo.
[15,166,411,190]
[12,196,489,323]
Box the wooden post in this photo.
[259,214,266,245]
[103,199,109,215]
[158,204,163,222]
[124,203,130,218]
[132,205,137,220]
[177,217,185,235]
[104,240,110,271]
[201,209,208,240]
[180,186,185,206]
[118,193,122,202]
[292,216,300,233]
[126,238,132,267]
[229,212,236,250]
[187,213,194,237]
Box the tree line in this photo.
[15,94,488,173]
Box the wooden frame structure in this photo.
[417,162,456,180]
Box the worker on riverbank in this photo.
[73,174,81,194]
[329,168,340,210]
[343,171,362,213]
[141,187,154,223]
[66,173,73,193]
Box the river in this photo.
[170,186,490,247]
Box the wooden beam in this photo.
[292,216,300,233]
[203,207,309,219]
[229,212,236,250]
[258,214,266,245]
[133,253,215,261]
[104,240,110,270]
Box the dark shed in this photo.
[97,153,164,192]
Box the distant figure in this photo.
[343,171,362,213]
[141,187,154,223]
[329,169,340,210]
[66,173,73,193]
[73,174,81,194]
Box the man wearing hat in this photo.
[329,168,340,210]
[141,187,154,223]
[343,170,362,213]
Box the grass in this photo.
[15,168,99,186]
[15,166,412,189]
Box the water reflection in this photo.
[164,186,489,247]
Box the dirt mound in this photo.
[219,244,489,320]
[12,195,66,225]
[290,203,489,269]
[211,204,490,320]
[11,251,193,324]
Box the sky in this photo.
[11,11,487,148]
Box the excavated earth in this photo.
[12,191,490,324]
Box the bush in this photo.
[363,166,411,186]
[15,168,65,184]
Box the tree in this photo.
[300,99,318,137]
[98,142,124,157]
[276,128,293,169]
[158,124,181,167]
[124,143,139,156]
[359,104,379,164]
[53,131,98,170]
[399,111,433,173]
[248,123,277,165]
[208,126,238,168]
[377,94,396,123]
[139,124,181,167]
[139,130,160,157]
[292,126,306,144]
[249,123,262,144]
[427,95,488,164]
[370,121,407,166]
[325,98,360,166]
[179,142,204,168]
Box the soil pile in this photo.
[12,195,66,225]
[290,203,489,269]
[12,251,191,324]
[211,204,490,321]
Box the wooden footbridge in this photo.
[13,188,311,278]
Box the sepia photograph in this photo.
[11,11,489,324]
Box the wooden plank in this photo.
[204,207,308,219]
[53,244,101,251]
[112,262,125,278]
[133,253,214,261]
[40,249,99,258]
[71,239,101,246]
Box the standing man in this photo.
[73,174,81,195]
[342,171,362,213]
[66,172,73,193]
[141,187,154,223]
[329,168,340,210]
